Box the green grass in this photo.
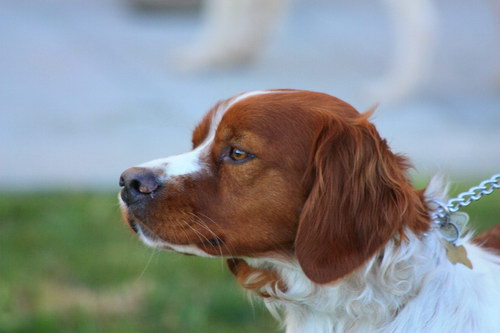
[0,193,276,333]
[0,182,498,333]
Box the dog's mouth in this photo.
[129,219,166,245]
[119,193,224,252]
[129,220,140,234]
[127,218,224,256]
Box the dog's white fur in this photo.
[243,178,500,333]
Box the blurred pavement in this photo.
[0,0,499,189]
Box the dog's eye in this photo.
[229,147,251,161]
[229,147,248,161]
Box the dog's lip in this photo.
[130,219,156,239]
[128,218,224,253]
[129,219,175,250]
[129,220,140,234]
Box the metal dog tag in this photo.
[439,212,469,242]
[449,212,469,234]
[444,242,473,269]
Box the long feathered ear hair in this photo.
[295,111,429,284]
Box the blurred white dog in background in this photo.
[176,0,437,104]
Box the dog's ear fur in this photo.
[295,113,428,284]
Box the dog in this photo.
[177,0,437,104]
[119,89,500,333]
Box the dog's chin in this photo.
[118,197,170,249]
[119,195,217,258]
[127,219,215,258]
[127,219,169,249]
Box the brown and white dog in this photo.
[119,90,500,333]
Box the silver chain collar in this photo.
[429,173,500,244]
[446,174,500,212]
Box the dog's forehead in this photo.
[214,90,333,142]
[217,89,357,127]
[202,90,293,140]
[194,90,276,141]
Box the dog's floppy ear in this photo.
[295,113,427,284]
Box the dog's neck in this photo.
[240,226,492,333]
[230,179,500,333]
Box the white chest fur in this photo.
[247,231,500,333]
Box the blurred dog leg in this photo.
[174,0,289,72]
[367,0,437,105]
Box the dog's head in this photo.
[119,90,428,284]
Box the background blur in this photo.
[1,0,499,332]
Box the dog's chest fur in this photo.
[244,230,500,333]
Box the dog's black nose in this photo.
[119,167,160,205]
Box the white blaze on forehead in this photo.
[138,140,210,179]
[208,89,275,137]
[137,90,282,178]
[227,90,275,110]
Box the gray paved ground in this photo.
[1,0,499,190]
